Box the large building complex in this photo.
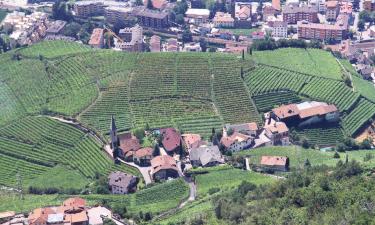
[1,11,48,47]
[133,7,169,29]
[282,5,318,24]
[115,24,143,52]
[297,14,349,41]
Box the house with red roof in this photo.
[118,133,141,161]
[220,132,253,152]
[260,156,289,172]
[160,128,182,154]
[271,101,339,127]
[182,134,207,151]
[133,147,153,166]
[264,122,290,146]
[151,155,179,181]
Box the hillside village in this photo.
[1,0,375,222]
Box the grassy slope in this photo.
[252,48,343,80]
[24,166,90,191]
[0,178,189,213]
[235,146,375,168]
[195,166,274,197]
[352,76,375,103]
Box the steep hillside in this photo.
[1,41,375,189]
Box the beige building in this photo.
[185,8,210,25]
[115,24,143,52]
[325,1,340,21]
[213,12,235,28]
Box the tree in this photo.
[175,14,185,25]
[226,128,234,136]
[181,26,192,43]
[199,38,207,52]
[52,0,72,21]
[132,128,145,140]
[146,0,154,9]
[63,22,81,38]
[302,138,310,149]
[358,20,365,31]
[304,158,311,168]
[135,0,143,6]
[333,151,340,159]
[103,219,117,225]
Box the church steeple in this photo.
[110,115,118,150]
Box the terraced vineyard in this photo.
[342,98,375,136]
[252,91,301,112]
[245,65,312,94]
[300,78,360,111]
[212,57,261,124]
[294,125,345,147]
[80,84,133,134]
[1,42,375,184]
[0,117,139,187]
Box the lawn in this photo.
[194,166,275,197]
[252,48,343,80]
[221,28,259,36]
[235,146,375,168]
[352,76,375,103]
[25,166,90,192]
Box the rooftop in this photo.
[261,156,288,166]
[88,28,104,46]
[186,8,210,17]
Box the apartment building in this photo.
[282,4,318,24]
[133,7,169,29]
[297,14,349,41]
[267,20,288,38]
[325,1,340,21]
[105,6,133,25]
[115,24,143,52]
[213,12,235,28]
[74,1,105,17]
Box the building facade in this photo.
[282,5,318,24]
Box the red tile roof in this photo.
[265,122,289,134]
[28,208,55,225]
[261,156,288,166]
[134,147,153,158]
[160,128,181,152]
[272,104,300,119]
[151,155,178,174]
[182,134,201,149]
[120,138,141,154]
[220,132,251,148]
[63,197,86,208]
[299,105,338,119]
[143,0,167,9]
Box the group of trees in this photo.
[171,0,188,25]
[251,38,322,51]
[358,10,375,31]
[206,161,372,225]
[336,137,373,152]
[52,0,73,22]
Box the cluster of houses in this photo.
[1,11,48,47]
[106,100,340,194]
[0,198,112,225]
